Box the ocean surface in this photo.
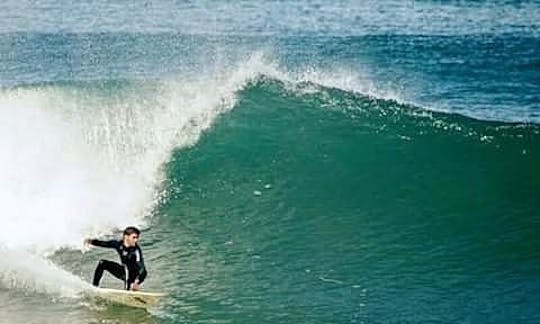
[0,1,539,323]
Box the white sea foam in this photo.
[0,52,275,295]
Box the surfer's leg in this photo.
[92,259,126,286]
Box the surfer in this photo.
[84,226,147,291]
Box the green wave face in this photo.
[150,79,540,323]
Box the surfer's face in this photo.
[123,233,139,247]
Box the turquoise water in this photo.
[0,1,539,323]
[151,80,540,323]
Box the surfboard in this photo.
[91,287,165,309]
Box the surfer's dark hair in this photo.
[123,226,140,236]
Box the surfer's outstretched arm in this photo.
[85,238,120,249]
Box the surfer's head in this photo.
[122,226,140,247]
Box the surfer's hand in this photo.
[84,238,92,246]
[131,281,140,291]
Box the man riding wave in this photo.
[85,226,147,291]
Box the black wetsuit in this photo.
[90,239,147,290]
